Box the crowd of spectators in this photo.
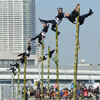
[23,81,100,100]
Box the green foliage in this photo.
[99,42,100,46]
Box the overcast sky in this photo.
[36,0,100,67]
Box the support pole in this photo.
[38,46,41,80]
[41,38,44,100]
[13,74,15,100]
[17,66,20,100]
[11,73,13,100]
[23,56,27,100]
[56,24,59,100]
[47,46,50,100]
[73,8,80,100]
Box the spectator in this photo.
[54,82,58,92]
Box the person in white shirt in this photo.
[29,23,49,45]
[39,8,65,35]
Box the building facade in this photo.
[0,0,37,66]
[0,0,36,53]
[23,0,36,54]
[0,0,24,52]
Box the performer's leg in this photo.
[31,34,40,41]
[18,52,25,57]
[38,38,42,45]
[51,25,60,35]
[38,34,43,45]
[79,9,93,25]
[39,18,55,24]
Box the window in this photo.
[0,60,3,66]
[27,60,35,66]
[3,60,8,66]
